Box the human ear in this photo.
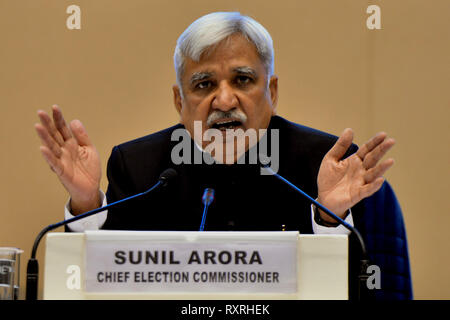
[172,85,183,115]
[269,75,278,115]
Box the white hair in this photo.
[174,12,274,91]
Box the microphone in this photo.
[158,168,178,187]
[26,168,177,300]
[261,165,370,300]
[199,188,215,231]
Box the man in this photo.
[34,12,411,299]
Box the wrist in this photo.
[314,205,351,227]
[314,205,340,227]
[315,197,349,225]
[70,190,102,215]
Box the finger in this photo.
[364,158,394,184]
[35,123,63,158]
[326,128,354,161]
[52,105,72,141]
[363,138,395,169]
[37,109,65,146]
[39,146,64,176]
[356,132,387,160]
[70,119,93,147]
[359,177,385,199]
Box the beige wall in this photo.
[0,0,448,299]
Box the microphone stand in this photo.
[262,166,370,301]
[26,168,177,300]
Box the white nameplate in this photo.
[84,231,298,293]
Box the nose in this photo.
[211,81,238,112]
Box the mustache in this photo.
[206,109,247,127]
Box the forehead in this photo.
[182,34,265,80]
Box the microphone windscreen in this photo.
[202,188,215,206]
[159,168,178,185]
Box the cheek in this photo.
[242,91,273,123]
[178,103,190,123]
[183,97,211,119]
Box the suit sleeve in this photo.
[101,146,137,230]
[357,181,413,300]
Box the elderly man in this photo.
[35,12,412,299]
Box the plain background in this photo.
[0,0,448,299]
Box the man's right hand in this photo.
[35,105,102,215]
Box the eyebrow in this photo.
[233,66,257,78]
[188,66,258,86]
[189,72,213,86]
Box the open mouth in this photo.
[211,119,243,131]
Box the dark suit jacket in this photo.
[101,115,412,300]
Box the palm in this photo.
[35,106,102,212]
[318,153,369,215]
[57,138,101,201]
[317,129,395,218]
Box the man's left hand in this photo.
[317,128,395,223]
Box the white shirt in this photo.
[65,190,353,234]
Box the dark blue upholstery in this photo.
[361,182,413,299]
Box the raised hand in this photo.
[317,128,395,223]
[35,105,102,215]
